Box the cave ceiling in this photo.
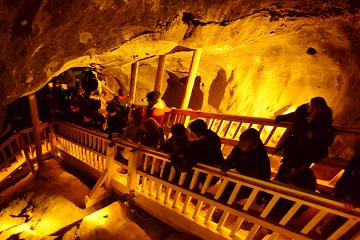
[1,0,360,129]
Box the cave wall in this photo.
[1,0,360,129]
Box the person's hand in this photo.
[343,197,359,209]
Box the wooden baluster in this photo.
[230,217,244,237]
[89,135,93,149]
[216,210,229,230]
[172,191,181,208]
[233,122,243,139]
[215,119,225,136]
[86,150,90,164]
[102,140,107,154]
[264,126,277,145]
[181,195,192,213]
[97,138,101,152]
[178,172,187,186]
[143,155,150,171]
[168,167,176,181]
[279,202,302,225]
[189,170,200,190]
[247,224,261,240]
[300,210,327,234]
[155,183,163,200]
[208,119,216,131]
[222,121,234,139]
[267,232,280,240]
[214,179,229,200]
[227,182,242,205]
[260,195,280,218]
[204,205,216,224]
[242,188,259,211]
[164,186,173,204]
[328,219,357,240]
[200,175,213,194]
[192,200,204,219]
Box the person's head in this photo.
[106,102,119,116]
[189,119,208,140]
[142,117,161,134]
[307,97,328,114]
[146,91,161,104]
[288,167,317,192]
[131,107,146,123]
[171,124,187,138]
[238,128,261,152]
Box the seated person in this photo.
[220,128,271,202]
[123,106,146,143]
[221,128,270,180]
[160,123,191,180]
[169,119,224,189]
[141,117,164,149]
[144,91,171,126]
[105,102,128,138]
[170,119,224,173]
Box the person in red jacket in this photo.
[144,91,171,126]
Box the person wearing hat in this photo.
[145,91,171,125]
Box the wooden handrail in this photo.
[54,122,360,240]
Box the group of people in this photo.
[20,72,360,238]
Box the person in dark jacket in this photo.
[319,139,360,239]
[274,97,333,183]
[169,119,224,188]
[141,117,164,149]
[221,128,270,180]
[160,123,191,181]
[105,102,128,138]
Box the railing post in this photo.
[105,142,115,189]
[128,149,140,191]
[28,94,43,166]
[20,133,36,176]
[49,122,58,157]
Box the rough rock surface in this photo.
[1,0,360,128]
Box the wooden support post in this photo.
[105,142,115,189]
[49,122,58,156]
[20,134,36,176]
[28,94,43,166]
[129,61,139,105]
[180,49,202,109]
[128,61,139,120]
[128,149,140,191]
[154,54,166,92]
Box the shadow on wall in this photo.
[162,72,203,110]
[208,68,234,112]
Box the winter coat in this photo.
[222,144,271,180]
[146,99,171,125]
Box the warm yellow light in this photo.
[84,208,110,226]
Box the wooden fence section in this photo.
[0,123,52,184]
[54,122,360,240]
[164,109,360,191]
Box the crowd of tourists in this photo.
[2,68,358,239]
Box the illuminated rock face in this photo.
[1,0,360,128]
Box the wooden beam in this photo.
[28,94,43,166]
[154,54,166,92]
[180,49,202,109]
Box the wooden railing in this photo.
[54,122,360,240]
[0,123,52,184]
[164,109,360,191]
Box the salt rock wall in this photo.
[0,0,360,129]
